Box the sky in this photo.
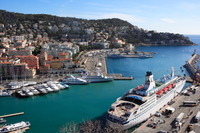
[0,0,200,35]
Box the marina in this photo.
[1,37,200,132]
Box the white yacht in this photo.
[138,54,151,59]
[29,86,40,95]
[50,81,65,90]
[47,82,60,92]
[34,85,48,94]
[81,70,114,83]
[9,82,21,90]
[0,118,6,124]
[22,88,34,97]
[41,83,54,92]
[60,82,70,89]
[106,67,186,130]
[15,90,28,97]
[63,75,90,85]
[0,87,11,97]
[0,121,30,133]
[26,81,37,86]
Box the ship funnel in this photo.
[171,67,174,77]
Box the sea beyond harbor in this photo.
[0,35,200,133]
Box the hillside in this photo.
[0,10,195,46]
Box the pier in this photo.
[107,74,134,80]
[84,53,134,80]
[0,112,24,118]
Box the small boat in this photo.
[47,83,60,92]
[62,75,90,85]
[41,84,54,92]
[60,82,70,89]
[0,87,11,97]
[138,54,151,59]
[29,87,40,95]
[50,81,65,90]
[15,90,28,98]
[0,118,6,124]
[81,70,114,83]
[0,121,30,133]
[34,85,48,94]
[22,88,34,97]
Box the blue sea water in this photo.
[0,35,200,133]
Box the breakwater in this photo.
[184,53,200,77]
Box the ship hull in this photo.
[107,79,186,130]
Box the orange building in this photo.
[14,55,39,69]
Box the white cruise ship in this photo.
[106,67,186,130]
[81,70,114,83]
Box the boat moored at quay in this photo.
[106,67,186,130]
[0,121,30,133]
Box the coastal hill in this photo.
[0,10,195,46]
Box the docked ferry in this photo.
[106,67,186,130]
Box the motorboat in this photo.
[106,67,186,130]
[0,121,30,133]
[81,70,114,83]
[0,118,6,124]
[0,87,11,97]
[62,75,90,85]
[138,54,151,59]
[29,87,40,95]
[41,84,54,92]
[34,85,48,94]
[9,82,21,90]
[50,81,65,90]
[60,82,70,89]
[22,88,34,97]
[15,90,28,98]
[26,81,37,86]
[47,83,60,92]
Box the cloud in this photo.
[60,0,73,7]
[161,18,175,23]
[59,12,144,24]
[100,13,144,23]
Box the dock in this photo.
[84,54,134,80]
[107,74,134,80]
[0,112,24,118]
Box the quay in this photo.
[107,74,134,80]
[84,53,134,80]
[0,112,24,118]
[133,84,200,133]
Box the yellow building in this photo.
[50,58,72,69]
[51,59,62,69]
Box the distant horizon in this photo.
[0,0,200,35]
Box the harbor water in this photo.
[0,35,200,133]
